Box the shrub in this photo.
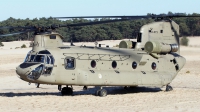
[186,71,190,73]
[21,44,27,48]
[0,42,4,47]
[180,36,189,46]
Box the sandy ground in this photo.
[0,38,200,112]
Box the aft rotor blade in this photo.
[54,15,148,19]
[170,15,200,18]
[54,14,200,20]
[60,19,130,27]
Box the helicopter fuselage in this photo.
[16,45,185,88]
[14,19,187,96]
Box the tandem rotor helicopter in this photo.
[0,14,199,97]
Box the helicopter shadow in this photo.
[0,87,162,97]
[0,92,60,97]
[73,86,162,96]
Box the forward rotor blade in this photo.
[0,26,35,30]
[0,29,35,37]
[0,31,27,37]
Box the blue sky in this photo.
[0,0,199,21]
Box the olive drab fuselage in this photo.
[16,20,186,88]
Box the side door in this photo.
[64,57,76,83]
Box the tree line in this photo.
[0,12,200,42]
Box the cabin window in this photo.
[50,35,56,39]
[91,60,96,68]
[137,33,142,42]
[112,61,117,69]
[151,62,156,70]
[132,61,137,69]
[65,57,75,69]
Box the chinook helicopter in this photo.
[0,14,199,97]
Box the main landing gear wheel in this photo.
[61,87,73,96]
[166,84,173,91]
[96,89,107,97]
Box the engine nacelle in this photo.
[144,41,178,53]
[119,40,133,48]
[118,40,137,49]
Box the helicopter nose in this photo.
[16,63,41,80]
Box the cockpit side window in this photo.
[64,57,75,69]
[24,50,54,64]
[24,50,32,62]
[24,54,30,62]
[29,55,35,62]
[46,55,54,64]
[43,55,54,75]
[46,56,50,64]
[34,55,45,63]
[50,56,54,64]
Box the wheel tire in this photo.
[95,89,100,96]
[61,87,67,96]
[67,88,73,95]
[99,89,107,97]
[61,87,73,95]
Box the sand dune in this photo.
[0,37,200,111]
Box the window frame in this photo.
[64,57,76,70]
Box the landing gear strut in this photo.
[166,84,173,91]
[58,85,62,91]
[61,85,73,96]
[83,86,88,90]
[36,83,40,88]
[95,87,107,97]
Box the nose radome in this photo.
[16,66,28,77]
[16,63,42,80]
